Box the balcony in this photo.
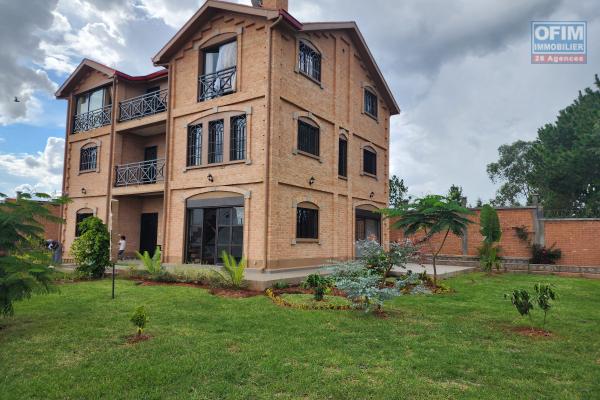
[72,105,112,134]
[114,159,165,187]
[119,89,168,122]
[198,66,236,102]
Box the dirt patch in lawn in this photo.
[125,334,152,344]
[209,288,263,298]
[512,327,553,338]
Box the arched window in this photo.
[296,202,319,239]
[298,40,321,82]
[297,117,320,157]
[338,134,348,177]
[187,123,203,167]
[362,146,377,176]
[75,208,94,237]
[79,143,98,172]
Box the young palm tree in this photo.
[381,195,473,286]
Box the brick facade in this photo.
[56,0,398,269]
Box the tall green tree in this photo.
[487,140,535,207]
[447,184,465,204]
[0,192,68,316]
[488,75,600,214]
[389,175,410,208]
[381,195,473,286]
[478,204,502,272]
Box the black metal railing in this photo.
[114,159,165,187]
[72,105,112,133]
[198,66,236,101]
[119,89,168,122]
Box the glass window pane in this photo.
[88,89,104,112]
[218,208,232,225]
[233,207,244,225]
[191,209,203,225]
[77,95,88,115]
[217,246,229,262]
[217,227,230,245]
[230,246,242,260]
[231,226,243,245]
[208,120,224,164]
[204,50,219,75]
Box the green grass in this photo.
[279,293,352,308]
[1,273,599,399]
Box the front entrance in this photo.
[139,213,159,254]
[186,206,244,265]
[355,208,381,256]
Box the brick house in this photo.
[55,0,399,270]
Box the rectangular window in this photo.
[298,41,321,82]
[230,115,246,161]
[75,87,111,115]
[338,137,347,177]
[79,146,98,172]
[363,148,377,176]
[297,120,320,156]
[296,207,319,239]
[75,213,93,237]
[208,120,224,164]
[187,124,202,167]
[364,89,378,118]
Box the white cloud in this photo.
[0,137,64,195]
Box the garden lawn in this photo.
[0,273,599,399]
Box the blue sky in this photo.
[1,0,599,202]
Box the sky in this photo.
[0,0,599,203]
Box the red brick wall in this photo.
[544,220,600,266]
[390,208,600,266]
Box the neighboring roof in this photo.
[151,0,399,115]
[55,59,168,98]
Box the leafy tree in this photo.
[357,239,417,284]
[534,283,557,330]
[130,306,149,336]
[389,175,410,208]
[71,217,111,279]
[505,289,535,327]
[447,184,464,204]
[487,140,535,207]
[475,198,484,207]
[479,205,501,244]
[302,274,332,301]
[381,195,473,286]
[0,192,69,316]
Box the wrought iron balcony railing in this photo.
[114,159,165,187]
[198,66,236,101]
[72,105,112,134]
[119,89,168,122]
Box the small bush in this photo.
[135,247,164,276]
[302,274,332,301]
[272,281,289,290]
[218,252,246,289]
[530,244,562,264]
[130,306,149,336]
[534,283,557,329]
[71,217,111,279]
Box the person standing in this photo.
[118,236,127,260]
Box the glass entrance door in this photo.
[186,206,243,264]
[355,209,381,257]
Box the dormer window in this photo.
[364,88,378,119]
[298,40,321,83]
[199,41,237,101]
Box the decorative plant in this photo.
[505,289,535,327]
[0,192,68,316]
[333,273,399,312]
[71,216,111,279]
[219,251,246,289]
[130,306,149,336]
[135,247,164,277]
[530,244,562,265]
[478,204,502,273]
[534,283,557,329]
[302,274,332,301]
[381,195,474,286]
[357,239,418,284]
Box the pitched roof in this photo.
[55,59,168,98]
[151,0,399,114]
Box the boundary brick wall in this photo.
[390,207,600,266]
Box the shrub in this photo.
[530,244,562,264]
[333,272,399,312]
[505,289,534,326]
[135,247,164,277]
[71,217,111,279]
[218,252,246,289]
[478,242,502,272]
[302,274,332,301]
[478,205,502,273]
[357,239,418,283]
[130,306,149,336]
[272,281,289,290]
[534,283,557,329]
